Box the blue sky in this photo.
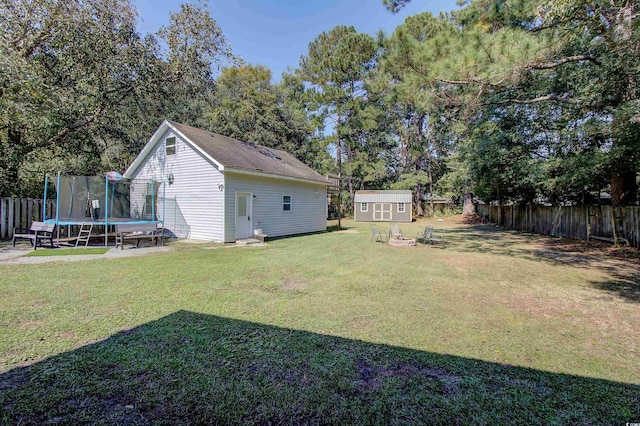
[133,0,460,81]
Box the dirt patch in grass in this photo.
[541,238,640,260]
[58,332,76,339]
[335,229,360,234]
[356,359,462,394]
[503,290,640,349]
[283,278,309,291]
[18,320,47,330]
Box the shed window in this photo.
[166,137,176,155]
[283,195,291,211]
[361,202,368,212]
[398,203,405,213]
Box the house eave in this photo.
[224,167,329,186]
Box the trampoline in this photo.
[44,173,165,246]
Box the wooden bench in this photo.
[115,223,164,250]
[12,221,56,250]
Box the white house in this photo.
[124,120,329,242]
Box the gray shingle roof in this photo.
[170,121,329,184]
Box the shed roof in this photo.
[354,190,412,203]
[125,121,329,185]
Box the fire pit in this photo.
[388,237,417,247]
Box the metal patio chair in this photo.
[389,223,403,240]
[371,224,387,242]
[416,226,434,245]
[429,228,446,247]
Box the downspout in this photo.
[221,172,226,242]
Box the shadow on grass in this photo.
[1,311,638,424]
[593,276,640,302]
[445,224,640,303]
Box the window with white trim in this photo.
[283,195,292,211]
[166,136,176,155]
[361,202,368,212]
[398,203,405,213]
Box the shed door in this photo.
[373,203,392,221]
[235,192,252,240]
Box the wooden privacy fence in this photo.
[478,204,640,248]
[0,198,56,240]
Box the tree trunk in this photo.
[610,169,637,206]
[414,183,424,217]
[427,154,434,217]
[336,111,342,230]
[609,6,638,207]
[347,147,355,212]
[462,192,476,216]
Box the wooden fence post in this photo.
[7,199,15,239]
[586,206,591,241]
[0,198,6,239]
[27,199,33,228]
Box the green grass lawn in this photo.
[1,218,639,424]
[25,247,111,257]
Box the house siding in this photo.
[224,172,327,242]
[130,128,224,241]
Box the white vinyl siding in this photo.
[129,129,224,241]
[224,172,326,242]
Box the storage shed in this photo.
[354,190,412,222]
[124,120,329,242]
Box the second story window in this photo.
[166,137,176,155]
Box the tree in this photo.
[0,0,237,197]
[381,0,639,205]
[204,65,330,171]
[298,26,378,225]
[380,13,458,216]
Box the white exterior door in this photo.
[373,203,392,221]
[235,192,252,239]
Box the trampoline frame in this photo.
[44,173,165,246]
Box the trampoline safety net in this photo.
[53,175,162,223]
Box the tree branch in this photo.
[44,107,105,146]
[437,78,471,85]
[531,55,600,70]
[437,76,509,87]
[486,94,579,105]
[43,85,135,146]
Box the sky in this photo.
[133,0,461,82]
